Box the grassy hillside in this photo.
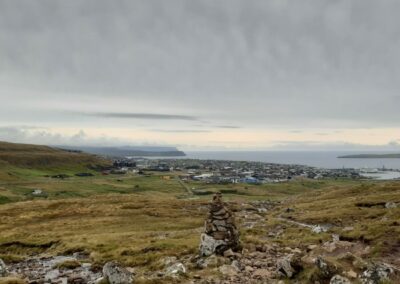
[0,142,399,282]
[0,141,111,170]
[0,180,399,282]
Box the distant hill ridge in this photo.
[57,145,186,158]
[338,153,400,159]
[0,141,111,169]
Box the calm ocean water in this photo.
[183,151,400,170]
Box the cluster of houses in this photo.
[111,158,362,184]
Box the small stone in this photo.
[253,269,273,278]
[231,260,240,271]
[301,255,316,265]
[68,275,86,284]
[82,263,92,268]
[307,244,318,250]
[330,275,351,284]
[292,248,302,254]
[332,234,340,242]
[95,277,108,284]
[165,262,186,277]
[312,225,327,234]
[385,202,397,209]
[219,264,238,276]
[322,242,337,253]
[342,226,354,232]
[345,270,357,279]
[223,249,235,258]
[162,256,177,266]
[212,208,227,216]
[45,269,60,282]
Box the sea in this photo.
[183,151,400,169]
[178,151,400,180]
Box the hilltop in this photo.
[0,141,111,170]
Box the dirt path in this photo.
[177,177,194,196]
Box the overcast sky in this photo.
[0,0,399,149]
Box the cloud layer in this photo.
[0,1,399,147]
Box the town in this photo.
[110,158,362,184]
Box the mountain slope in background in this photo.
[57,145,186,157]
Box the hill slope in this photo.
[0,141,111,169]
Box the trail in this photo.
[277,216,330,233]
[176,177,194,196]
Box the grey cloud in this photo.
[0,0,400,136]
[0,126,168,146]
[88,112,197,121]
[216,125,241,129]
[150,129,211,133]
[0,126,63,145]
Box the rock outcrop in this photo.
[102,261,134,284]
[361,263,394,284]
[0,258,8,277]
[199,192,240,256]
[5,255,101,283]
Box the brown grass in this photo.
[0,194,205,269]
[0,278,26,284]
[0,141,110,169]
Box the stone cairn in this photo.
[200,192,240,256]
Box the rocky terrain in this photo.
[0,195,399,284]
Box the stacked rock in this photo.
[200,192,240,255]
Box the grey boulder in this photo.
[199,233,226,257]
[103,261,134,284]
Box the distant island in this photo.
[57,145,186,158]
[338,153,400,159]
